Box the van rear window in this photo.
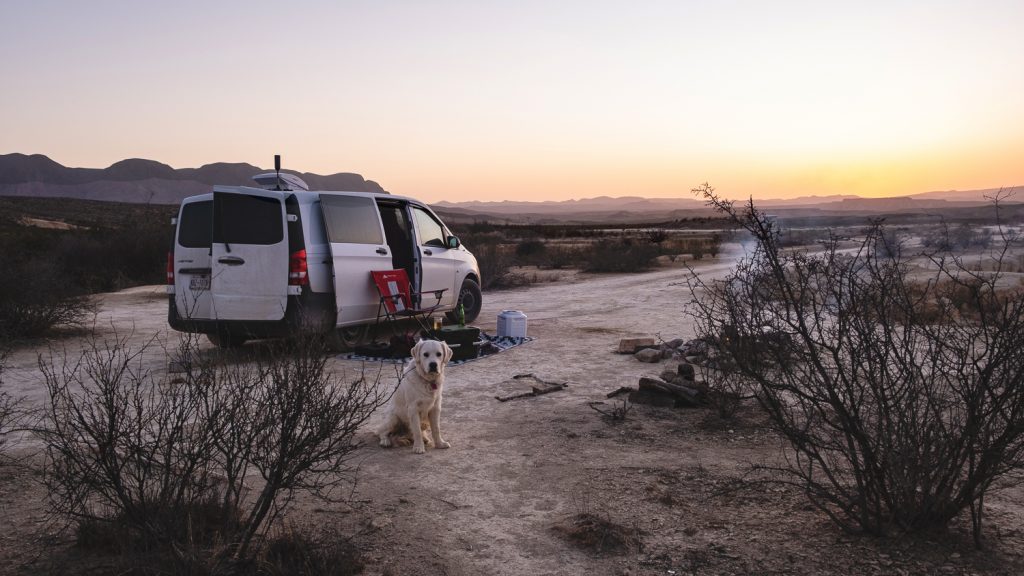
[213,193,283,245]
[178,201,212,248]
[320,195,384,244]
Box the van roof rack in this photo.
[252,172,310,191]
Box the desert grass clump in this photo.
[553,513,642,555]
[688,183,1024,546]
[554,492,642,555]
[257,526,364,576]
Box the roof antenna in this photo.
[274,154,282,191]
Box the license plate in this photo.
[189,275,211,291]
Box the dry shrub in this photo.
[38,332,386,569]
[0,205,170,339]
[0,349,22,459]
[689,184,1024,546]
[475,244,518,289]
[700,364,753,421]
[582,239,661,273]
[0,255,96,339]
[535,245,578,269]
[588,398,632,422]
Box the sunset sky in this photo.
[2,0,1022,203]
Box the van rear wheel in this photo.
[207,331,247,349]
[446,278,482,324]
[325,324,370,352]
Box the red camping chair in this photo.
[371,269,446,332]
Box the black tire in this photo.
[207,331,247,349]
[446,278,482,324]
[325,324,370,352]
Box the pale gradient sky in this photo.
[2,0,1022,203]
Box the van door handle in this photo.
[218,256,245,266]
[376,248,388,255]
[423,249,433,256]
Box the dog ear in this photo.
[442,341,453,364]
[410,338,424,360]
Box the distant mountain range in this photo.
[0,153,385,204]
[434,187,1021,223]
[1,153,1019,223]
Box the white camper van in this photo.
[167,171,481,348]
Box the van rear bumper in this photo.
[167,289,336,340]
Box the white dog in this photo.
[377,339,453,454]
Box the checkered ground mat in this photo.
[338,333,534,365]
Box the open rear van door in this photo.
[211,188,289,321]
[173,198,214,321]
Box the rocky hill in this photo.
[0,153,386,204]
[3,153,1018,222]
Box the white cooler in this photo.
[497,310,528,338]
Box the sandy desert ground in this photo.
[2,256,1023,576]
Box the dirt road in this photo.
[3,258,1023,575]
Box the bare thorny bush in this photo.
[687,183,1024,546]
[0,348,25,460]
[37,331,388,569]
[699,363,754,422]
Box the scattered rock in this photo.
[637,377,703,407]
[634,348,662,363]
[665,338,685,349]
[618,337,656,354]
[677,363,695,381]
[629,389,677,407]
[606,386,634,398]
[683,338,710,356]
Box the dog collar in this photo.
[404,365,440,391]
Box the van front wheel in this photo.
[447,278,482,324]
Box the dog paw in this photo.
[379,436,392,448]
[412,443,426,454]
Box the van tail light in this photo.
[289,249,309,286]
[167,251,175,284]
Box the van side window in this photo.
[321,195,384,244]
[178,200,212,248]
[213,194,283,245]
[411,206,446,247]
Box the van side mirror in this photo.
[447,236,461,249]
